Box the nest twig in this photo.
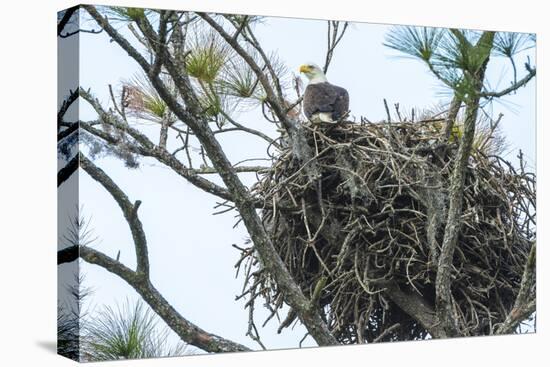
[236,119,535,344]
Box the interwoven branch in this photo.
[238,120,535,343]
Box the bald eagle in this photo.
[299,63,349,123]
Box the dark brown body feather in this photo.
[303,82,349,120]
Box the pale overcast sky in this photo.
[58,6,536,355]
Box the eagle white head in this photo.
[299,63,328,84]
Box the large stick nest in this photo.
[237,120,535,344]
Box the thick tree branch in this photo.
[84,6,337,346]
[384,282,446,338]
[435,31,495,336]
[450,29,472,49]
[58,245,79,264]
[58,245,251,353]
[58,122,79,142]
[58,154,78,187]
[150,11,169,77]
[57,7,78,36]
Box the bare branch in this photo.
[383,98,391,121]
[324,21,349,73]
[481,67,536,98]
[231,15,248,40]
[190,165,268,175]
[58,89,79,129]
[60,27,103,39]
[108,84,125,120]
[217,110,278,147]
[80,153,150,276]
[496,243,536,334]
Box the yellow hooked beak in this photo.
[299,64,310,73]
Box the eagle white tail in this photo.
[311,112,335,123]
